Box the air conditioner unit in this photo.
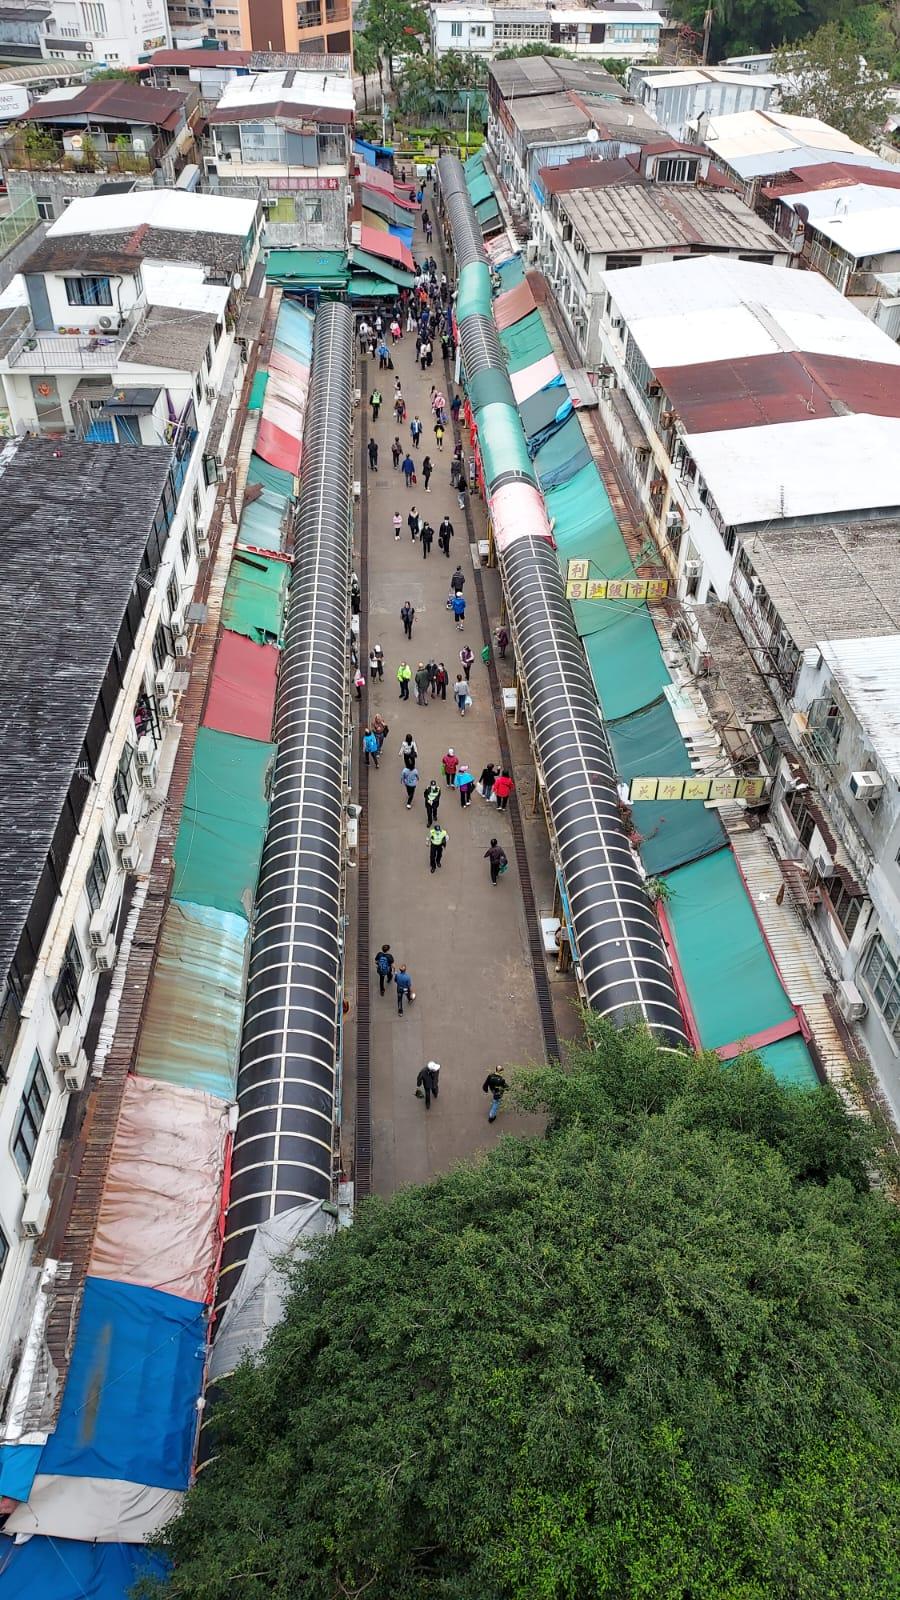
[158,692,175,720]
[688,642,712,676]
[20,1190,51,1240]
[197,536,210,561]
[812,848,833,878]
[121,839,141,871]
[89,905,112,948]
[173,631,190,658]
[749,575,762,594]
[136,733,156,770]
[114,811,135,848]
[524,240,539,263]
[94,936,117,972]
[55,1019,83,1072]
[683,559,702,579]
[849,770,884,801]
[97,314,120,333]
[204,385,215,406]
[836,978,866,1023]
[610,315,623,329]
[138,751,160,789]
[64,1052,90,1093]
[154,661,173,697]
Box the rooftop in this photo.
[640,66,779,90]
[207,68,354,124]
[778,182,900,261]
[740,521,900,650]
[0,436,172,990]
[20,79,190,132]
[47,189,257,239]
[761,159,900,199]
[489,53,626,99]
[820,635,900,780]
[120,305,219,370]
[701,109,877,179]
[558,182,782,254]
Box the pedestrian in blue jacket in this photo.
[395,965,413,1015]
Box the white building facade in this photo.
[40,0,171,68]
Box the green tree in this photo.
[88,66,135,79]
[354,28,381,112]
[364,0,428,87]
[774,21,891,144]
[668,0,860,60]
[144,1023,900,1600]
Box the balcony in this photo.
[1,129,170,178]
[3,303,145,370]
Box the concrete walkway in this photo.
[359,229,570,1195]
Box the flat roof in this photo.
[559,182,782,253]
[821,636,900,780]
[208,67,354,123]
[21,79,189,131]
[0,436,172,990]
[781,183,900,260]
[48,189,257,239]
[642,67,778,89]
[739,520,900,650]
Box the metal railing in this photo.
[4,301,145,370]
[0,195,39,257]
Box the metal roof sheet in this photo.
[135,899,250,1099]
[203,628,278,742]
[655,350,900,431]
[558,183,782,253]
[739,520,900,650]
[782,183,900,260]
[820,635,900,778]
[22,78,188,129]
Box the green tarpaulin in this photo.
[477,401,535,488]
[249,371,268,411]
[752,1034,818,1087]
[266,249,348,288]
[519,382,568,441]
[238,486,288,552]
[173,729,276,920]
[606,698,726,876]
[135,900,249,1099]
[663,848,802,1057]
[349,248,416,289]
[475,195,502,227]
[467,171,494,206]
[498,311,552,374]
[534,413,591,490]
[347,275,397,300]
[247,455,294,500]
[583,607,671,720]
[546,462,634,635]
[467,368,515,413]
[221,551,289,645]
[456,260,493,320]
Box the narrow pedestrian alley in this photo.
[356,210,575,1196]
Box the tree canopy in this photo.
[146,1022,900,1600]
[774,22,892,143]
[669,0,896,65]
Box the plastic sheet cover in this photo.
[135,901,249,1098]
[238,485,288,552]
[272,299,315,363]
[467,170,494,207]
[663,848,801,1054]
[269,346,311,388]
[546,462,635,636]
[173,729,276,920]
[0,1443,40,1500]
[221,549,289,645]
[494,279,537,331]
[247,453,294,500]
[0,1536,168,1600]
[584,609,671,721]
[456,260,493,322]
[510,352,561,403]
[248,369,268,410]
[210,1203,333,1379]
[204,629,279,743]
[498,309,554,374]
[6,1474,183,1543]
[90,1075,230,1301]
[752,1033,818,1086]
[254,417,301,476]
[606,698,726,877]
[38,1277,205,1489]
[490,480,553,555]
[477,400,536,488]
[495,253,525,288]
[534,413,591,490]
[519,377,568,442]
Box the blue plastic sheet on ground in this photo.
[0,1536,169,1599]
[606,698,726,876]
[39,1277,205,1490]
[0,1443,41,1500]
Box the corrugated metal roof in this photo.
[22,79,188,130]
[782,183,900,260]
[135,899,250,1099]
[655,351,900,432]
[820,635,900,778]
[558,183,783,253]
[738,520,900,650]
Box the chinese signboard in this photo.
[565,559,669,602]
[267,177,341,191]
[626,776,768,803]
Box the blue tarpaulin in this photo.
[0,1444,40,1501]
[38,1277,205,1491]
[389,223,414,249]
[0,1536,169,1599]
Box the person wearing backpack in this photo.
[375,944,394,996]
[484,838,508,884]
[362,727,379,769]
[399,733,418,769]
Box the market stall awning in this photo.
[358,223,415,272]
[204,628,279,742]
[349,246,415,288]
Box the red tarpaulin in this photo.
[255,418,301,475]
[359,224,415,272]
[494,280,537,331]
[203,628,279,741]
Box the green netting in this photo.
[477,401,536,488]
[498,310,552,373]
[238,486,288,552]
[664,848,798,1053]
[583,607,671,719]
[606,699,726,876]
[456,260,493,320]
[467,368,515,412]
[249,370,268,411]
[534,413,592,489]
[495,254,525,289]
[247,455,294,499]
[221,551,289,645]
[467,171,494,206]
[173,728,276,920]
[751,1034,818,1087]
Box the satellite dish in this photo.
[586,128,600,143]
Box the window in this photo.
[0,1227,8,1282]
[86,833,110,912]
[656,156,698,184]
[152,621,172,673]
[785,787,815,850]
[862,933,900,1039]
[36,196,54,221]
[471,23,486,35]
[0,984,20,1084]
[180,524,193,569]
[113,744,133,817]
[606,253,642,272]
[64,275,113,307]
[820,877,862,943]
[192,484,202,521]
[81,0,107,31]
[52,931,84,1024]
[13,1055,50,1180]
[166,573,180,618]
[450,20,462,34]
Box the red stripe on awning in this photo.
[255,419,301,475]
[203,628,279,742]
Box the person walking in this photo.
[435,421,445,452]
[455,764,475,807]
[402,454,416,489]
[438,515,453,557]
[362,727,379,768]
[395,964,413,1015]
[496,625,509,658]
[368,437,378,471]
[370,388,382,421]
[434,661,449,701]
[369,645,384,681]
[392,511,402,540]
[442,747,459,787]
[421,521,434,559]
[408,508,421,541]
[415,1060,439,1106]
[484,837,508,884]
[450,393,462,425]
[451,591,466,631]
[411,415,423,448]
[392,437,403,470]
[399,733,418,769]
[459,644,475,682]
[428,820,447,872]
[401,601,415,639]
[483,1067,508,1122]
[421,454,433,493]
[397,660,412,700]
[424,777,441,826]
[401,764,419,809]
[450,565,465,595]
[372,712,389,751]
[453,674,469,715]
[493,769,514,810]
[479,761,498,801]
[375,944,394,995]
[354,667,365,701]
[414,663,431,706]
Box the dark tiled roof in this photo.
[22,237,146,274]
[22,224,246,276]
[21,79,189,130]
[0,437,172,989]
